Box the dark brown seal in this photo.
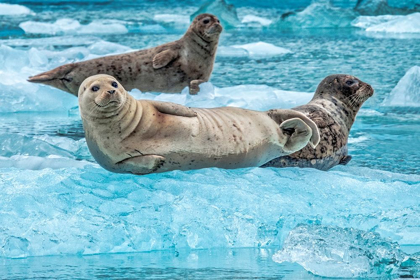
[27,13,222,95]
[262,74,374,171]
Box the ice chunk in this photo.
[382,66,420,106]
[191,0,240,29]
[351,14,405,29]
[273,224,420,278]
[241,15,273,26]
[19,19,128,35]
[1,36,102,47]
[0,3,33,16]
[275,2,358,29]
[218,42,292,58]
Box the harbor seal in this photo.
[262,74,374,171]
[28,13,222,96]
[79,74,320,175]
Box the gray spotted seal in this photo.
[28,13,222,95]
[79,74,320,175]
[262,74,374,171]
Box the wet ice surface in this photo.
[0,0,420,279]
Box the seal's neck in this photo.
[82,94,142,139]
[311,95,360,131]
[182,30,218,59]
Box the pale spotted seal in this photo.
[262,74,374,171]
[79,74,320,175]
[28,13,222,95]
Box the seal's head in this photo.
[314,74,374,110]
[190,13,223,41]
[78,74,126,117]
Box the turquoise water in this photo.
[0,0,420,279]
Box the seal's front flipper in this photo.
[268,109,320,149]
[339,155,352,165]
[149,100,197,118]
[116,155,166,175]
[152,49,178,69]
[27,63,77,95]
[189,79,205,95]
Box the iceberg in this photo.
[191,0,240,29]
[273,224,420,278]
[275,2,358,29]
[382,66,420,106]
[355,0,420,15]
[353,13,420,33]
[218,42,292,58]
[0,3,33,16]
[19,19,128,35]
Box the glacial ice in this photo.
[0,164,419,258]
[241,15,273,26]
[382,66,420,106]
[19,19,128,35]
[353,13,420,33]
[218,42,292,58]
[0,3,33,16]
[356,0,420,15]
[273,224,420,278]
[275,2,358,29]
[191,0,240,29]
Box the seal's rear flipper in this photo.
[268,109,320,149]
[149,100,197,117]
[27,63,77,95]
[339,155,352,165]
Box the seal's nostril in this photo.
[108,90,115,94]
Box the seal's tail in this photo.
[27,63,77,95]
[267,109,320,149]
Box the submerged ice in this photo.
[273,224,420,278]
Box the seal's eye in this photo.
[111,81,118,88]
[91,86,99,92]
[346,80,355,86]
[203,19,210,24]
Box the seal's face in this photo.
[191,13,223,41]
[315,74,374,109]
[79,74,126,115]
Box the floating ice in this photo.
[273,224,420,278]
[241,15,273,26]
[0,164,419,258]
[382,66,420,106]
[218,42,292,58]
[0,36,102,47]
[191,0,240,29]
[275,2,358,29]
[19,19,128,35]
[0,3,33,16]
